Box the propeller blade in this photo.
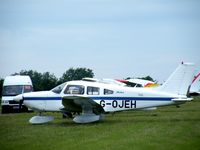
[19,99,23,112]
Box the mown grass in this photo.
[0,97,200,150]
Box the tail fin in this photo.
[158,62,195,95]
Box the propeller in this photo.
[13,94,24,112]
[19,97,24,112]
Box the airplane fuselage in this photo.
[21,81,185,113]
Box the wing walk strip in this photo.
[24,97,173,101]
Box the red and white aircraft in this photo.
[190,72,200,95]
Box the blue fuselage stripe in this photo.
[90,97,172,101]
[24,97,62,100]
[24,97,173,101]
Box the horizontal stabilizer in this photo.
[171,98,193,102]
[141,107,157,111]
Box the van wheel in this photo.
[1,106,9,114]
[23,106,29,112]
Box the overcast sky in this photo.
[0,0,200,83]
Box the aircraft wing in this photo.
[62,96,104,115]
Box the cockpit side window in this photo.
[87,86,100,95]
[51,83,67,94]
[104,89,114,95]
[64,85,85,95]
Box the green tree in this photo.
[19,70,58,91]
[0,78,4,97]
[13,67,94,91]
[19,70,42,91]
[125,76,155,82]
[41,72,58,90]
[59,67,94,83]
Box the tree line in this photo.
[0,67,155,97]
[0,67,94,96]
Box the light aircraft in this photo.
[82,78,127,86]
[14,62,194,124]
[116,78,158,88]
[83,78,158,88]
[116,74,199,95]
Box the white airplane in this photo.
[14,62,194,124]
[116,78,158,88]
[82,78,127,86]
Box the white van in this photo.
[1,75,33,113]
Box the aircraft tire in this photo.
[1,105,9,114]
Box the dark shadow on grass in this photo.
[25,107,200,127]
[39,116,200,128]
[160,109,200,113]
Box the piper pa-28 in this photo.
[14,62,195,124]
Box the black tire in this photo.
[1,105,9,114]
[22,106,29,112]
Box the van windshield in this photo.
[2,85,33,96]
[2,85,23,96]
[24,85,33,93]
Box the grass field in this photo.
[0,97,200,150]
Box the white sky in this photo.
[0,0,200,83]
